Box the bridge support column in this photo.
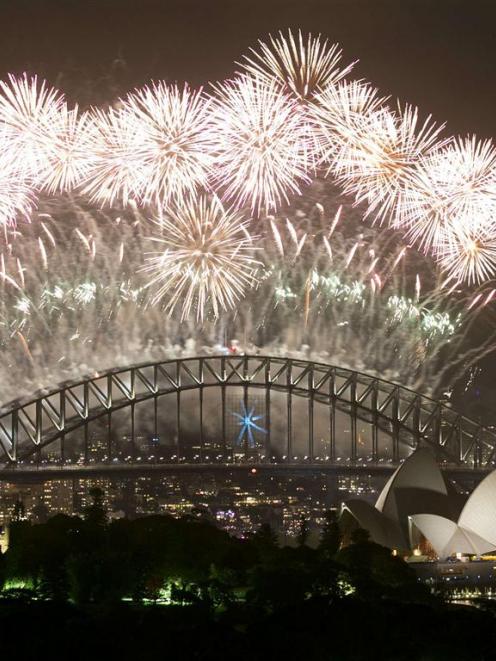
[329,395,336,462]
[265,384,271,462]
[221,385,226,456]
[107,411,112,462]
[350,411,357,462]
[176,390,181,460]
[371,382,378,462]
[154,396,158,446]
[308,393,314,461]
[308,368,314,460]
[84,420,89,464]
[199,386,204,459]
[130,401,136,461]
[350,374,357,462]
[60,390,66,464]
[264,359,272,462]
[243,380,249,459]
[392,388,400,464]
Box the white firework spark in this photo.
[211,75,315,214]
[0,124,35,225]
[118,82,217,207]
[404,136,496,255]
[142,195,258,320]
[0,163,34,226]
[312,80,388,167]
[240,29,355,101]
[336,105,446,226]
[0,74,64,178]
[34,103,96,194]
[0,195,491,405]
[80,106,147,207]
[0,40,495,293]
[438,225,496,285]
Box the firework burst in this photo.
[0,193,490,404]
[0,74,64,178]
[0,36,496,292]
[35,103,96,194]
[404,137,496,256]
[240,29,355,101]
[119,82,217,207]
[82,84,216,208]
[437,226,496,285]
[312,80,388,166]
[212,75,315,214]
[80,106,147,206]
[142,195,258,320]
[0,162,34,226]
[0,124,35,225]
[335,105,446,226]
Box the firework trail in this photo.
[247,33,496,287]
[312,80,388,163]
[105,83,216,208]
[332,105,445,227]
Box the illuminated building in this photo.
[410,471,496,558]
[341,449,464,552]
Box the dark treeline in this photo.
[1,488,424,606]
[0,488,496,660]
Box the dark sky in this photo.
[1,0,495,135]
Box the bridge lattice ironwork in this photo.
[0,355,494,474]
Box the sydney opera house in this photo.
[341,449,496,559]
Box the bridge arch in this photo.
[0,355,494,473]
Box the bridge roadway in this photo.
[0,461,489,483]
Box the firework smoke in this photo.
[0,186,491,407]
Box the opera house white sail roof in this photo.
[341,448,465,552]
[409,471,496,558]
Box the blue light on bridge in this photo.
[232,402,267,448]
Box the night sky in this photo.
[0,0,496,136]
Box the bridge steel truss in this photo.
[0,355,495,472]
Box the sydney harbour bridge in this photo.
[0,355,494,482]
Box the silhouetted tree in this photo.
[351,527,370,545]
[246,545,316,610]
[319,509,342,557]
[336,527,429,602]
[32,501,50,524]
[12,499,25,522]
[1,506,431,610]
[5,520,40,586]
[35,515,81,601]
[251,523,278,563]
[297,515,309,548]
[83,487,107,528]
[0,550,5,591]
